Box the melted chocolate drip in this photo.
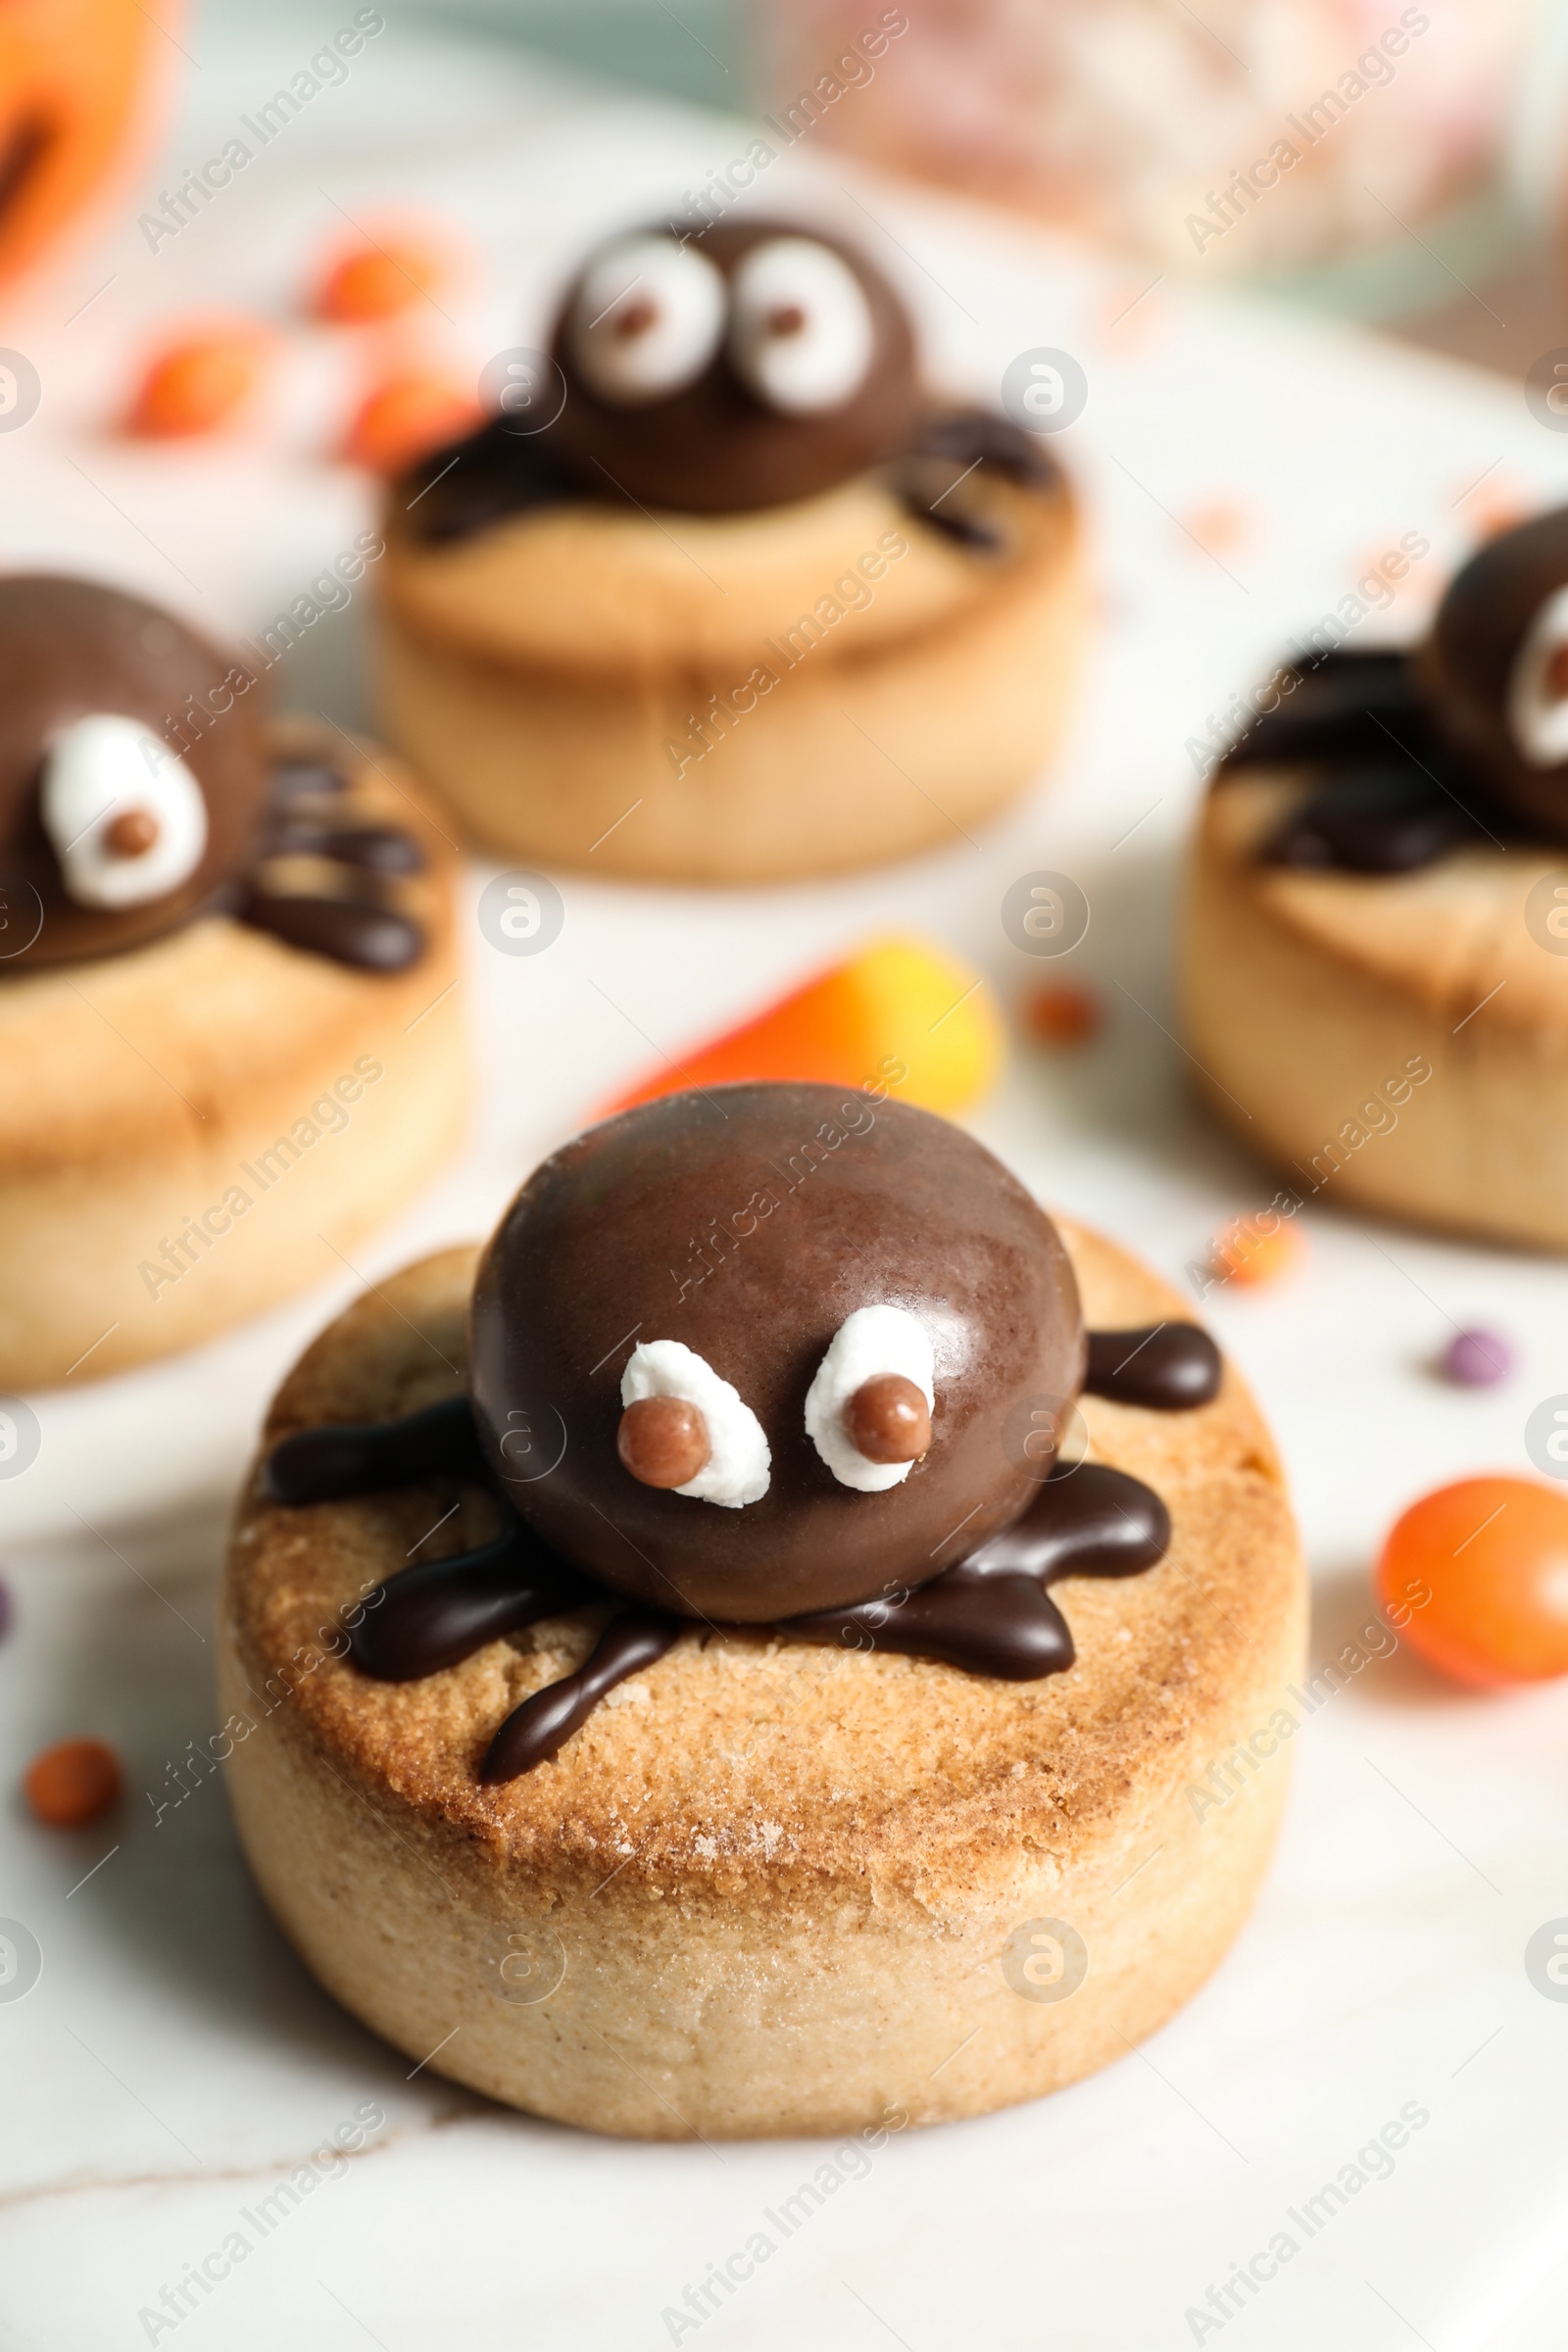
[1221,648,1511,874]
[810,1569,1076,1677]
[240,886,423,972]
[901,472,1002,551]
[352,1524,592,1681]
[265,1394,486,1502]
[269,760,349,803]
[407,404,1058,552]
[1084,1323,1221,1410]
[897,409,1060,549]
[264,1395,1181,1776]
[480,1614,679,1780]
[912,408,1060,489]
[231,760,428,971]
[787,1463,1168,1677]
[1262,765,1480,873]
[404,417,594,544]
[264,821,425,875]
[1228,649,1425,768]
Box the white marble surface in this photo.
[4,16,1568,2349]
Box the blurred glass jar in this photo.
[759,0,1538,276]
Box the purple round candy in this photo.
[1441,1328,1513,1387]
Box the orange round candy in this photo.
[341,373,478,474]
[24,1737,121,1828]
[1023,982,1102,1047]
[1209,1215,1301,1288]
[1377,1477,1568,1688]
[126,331,268,437]
[315,239,447,324]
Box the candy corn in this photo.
[605,935,1004,1120]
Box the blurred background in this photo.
[130,0,1568,361]
[10,0,1568,392]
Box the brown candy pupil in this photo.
[618,1394,710,1489]
[105,807,160,858]
[612,297,659,342]
[845,1373,931,1466]
[1545,642,1568,701]
[765,302,807,339]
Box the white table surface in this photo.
[5,17,1568,2350]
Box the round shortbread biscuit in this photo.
[1184,767,1568,1250]
[375,467,1082,882]
[0,723,466,1388]
[220,1224,1304,2140]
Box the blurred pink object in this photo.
[759,0,1535,274]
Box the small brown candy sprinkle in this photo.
[24,1737,122,1829]
[105,808,160,858]
[845,1374,931,1465]
[618,1395,710,1489]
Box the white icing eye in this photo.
[39,715,209,910]
[620,1339,769,1508]
[726,236,874,416]
[1507,583,1568,767]
[565,235,726,408]
[805,1304,935,1494]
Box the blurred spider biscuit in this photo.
[0,573,466,1386]
[377,219,1084,881]
[1184,507,1568,1249]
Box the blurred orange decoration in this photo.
[24,1737,122,1828]
[760,1,1534,273]
[342,371,480,472]
[1208,1212,1301,1288]
[1376,1478,1568,1687]
[604,936,1004,1120]
[1023,981,1101,1047]
[0,0,176,290]
[313,234,452,324]
[125,325,270,436]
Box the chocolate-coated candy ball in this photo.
[618,1395,710,1489]
[846,1372,930,1464]
[1418,507,1568,837]
[0,575,267,969]
[545,220,919,514]
[469,1082,1086,1622]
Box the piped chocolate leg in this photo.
[786,1462,1170,1680]
[264,821,426,875]
[897,407,1062,549]
[1226,648,1424,767]
[1212,647,1506,875]
[265,1394,486,1503]
[968,1461,1170,1582]
[480,1614,679,1783]
[351,1523,593,1681]
[1084,1325,1220,1410]
[909,408,1060,488]
[239,884,424,973]
[795,1570,1075,1679]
